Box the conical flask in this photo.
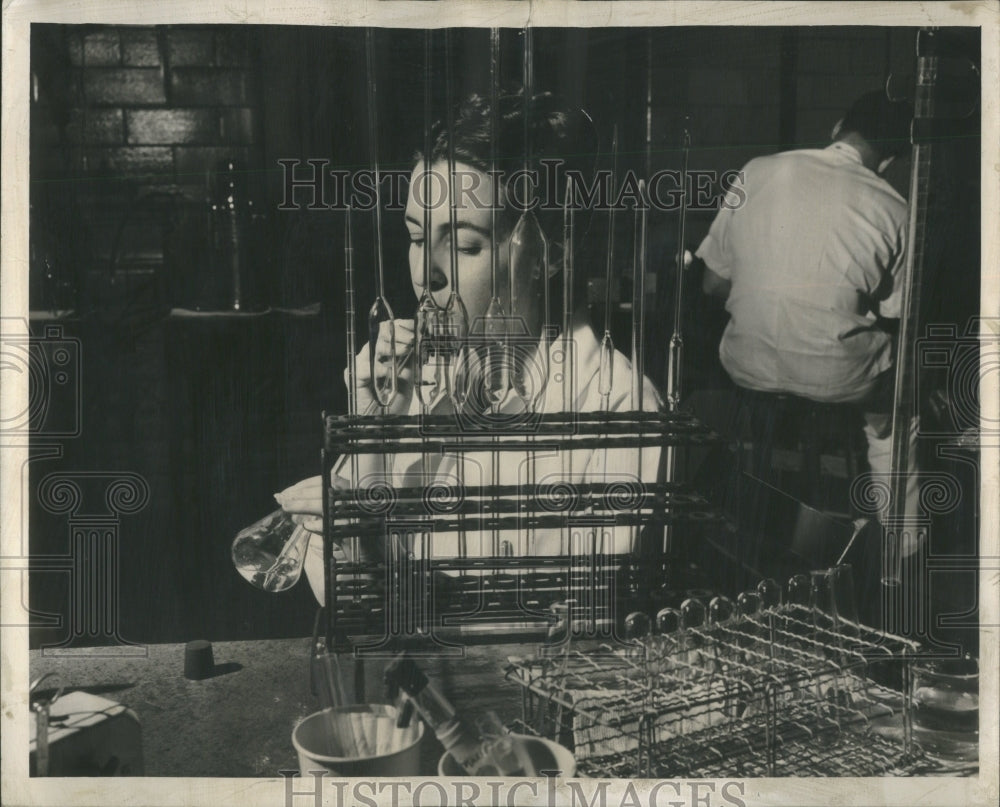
[231,508,311,593]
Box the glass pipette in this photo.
[631,180,648,411]
[634,30,653,415]
[507,25,549,556]
[508,213,548,411]
[439,29,471,566]
[344,203,364,602]
[629,180,649,585]
[562,177,575,414]
[345,205,358,420]
[662,118,691,557]
[442,29,470,412]
[412,32,444,604]
[482,28,506,560]
[559,178,575,556]
[509,25,550,414]
[584,127,620,561]
[365,27,397,409]
[598,124,619,415]
[416,29,444,411]
[363,30,404,603]
[665,120,691,414]
[483,27,509,413]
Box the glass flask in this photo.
[231,508,311,593]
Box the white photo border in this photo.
[2,2,997,806]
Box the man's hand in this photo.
[350,319,415,414]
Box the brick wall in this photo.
[31,24,263,312]
[28,25,276,646]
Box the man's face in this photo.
[405,161,512,333]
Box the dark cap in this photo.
[184,640,215,680]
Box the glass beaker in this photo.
[911,655,979,764]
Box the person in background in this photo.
[696,89,918,563]
[276,90,662,605]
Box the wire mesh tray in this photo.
[573,718,925,778]
[506,586,928,777]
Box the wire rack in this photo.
[320,410,724,646]
[505,597,928,777]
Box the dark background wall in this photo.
[26,25,980,648]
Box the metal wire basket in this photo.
[506,580,929,777]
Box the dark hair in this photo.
[839,90,913,160]
[417,89,600,247]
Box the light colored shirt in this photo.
[696,142,907,403]
[304,319,662,604]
